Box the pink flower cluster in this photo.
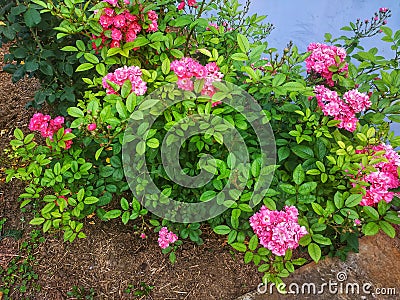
[355,144,400,206]
[314,85,371,132]
[306,43,348,86]
[158,227,178,249]
[170,58,224,103]
[206,22,233,32]
[102,65,147,95]
[29,113,73,149]
[177,0,197,10]
[249,205,308,256]
[93,2,158,49]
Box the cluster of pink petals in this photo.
[29,113,73,149]
[249,205,308,256]
[93,2,158,50]
[379,7,388,13]
[355,144,400,206]
[306,43,348,86]
[177,0,197,10]
[158,227,178,249]
[206,22,233,32]
[170,58,224,104]
[102,65,147,95]
[314,85,371,132]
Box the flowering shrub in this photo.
[3,0,400,288]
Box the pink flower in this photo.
[64,128,73,149]
[110,40,120,48]
[87,123,97,131]
[379,7,388,13]
[103,0,118,6]
[177,1,185,10]
[124,0,130,4]
[306,43,348,86]
[113,14,126,28]
[355,144,400,206]
[99,15,113,28]
[140,233,147,239]
[187,0,196,6]
[250,206,307,256]
[102,65,147,96]
[158,227,178,249]
[313,85,370,132]
[354,219,361,225]
[111,28,123,41]
[103,8,115,17]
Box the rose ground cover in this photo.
[1,0,400,298]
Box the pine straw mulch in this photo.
[0,45,262,300]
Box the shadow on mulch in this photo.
[0,45,263,299]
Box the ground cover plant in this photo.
[1,0,400,296]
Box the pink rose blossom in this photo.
[87,123,97,131]
[158,227,178,249]
[177,1,185,10]
[250,206,308,256]
[102,65,147,96]
[306,43,348,86]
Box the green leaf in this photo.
[308,243,321,263]
[312,234,332,245]
[334,191,344,209]
[379,221,395,238]
[298,182,317,195]
[237,34,250,53]
[231,53,249,61]
[231,208,241,229]
[213,225,231,235]
[311,202,324,216]
[61,46,78,52]
[103,209,122,219]
[147,138,159,149]
[84,197,99,205]
[84,53,99,64]
[231,242,247,252]
[200,191,216,202]
[293,164,305,185]
[345,194,362,207]
[76,63,94,72]
[244,251,253,264]
[248,235,259,251]
[279,183,296,195]
[14,128,24,140]
[362,206,379,221]
[30,218,45,225]
[95,147,104,160]
[282,81,305,92]
[272,74,286,87]
[67,107,84,118]
[161,58,170,75]
[24,9,41,27]
[121,198,129,210]
[362,222,379,236]
[292,145,314,159]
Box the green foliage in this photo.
[3,0,400,289]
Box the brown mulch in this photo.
[0,45,262,300]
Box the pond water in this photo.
[240,0,400,134]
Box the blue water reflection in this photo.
[239,0,400,135]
